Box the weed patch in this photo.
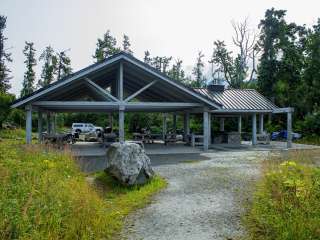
[0,137,166,239]
[244,150,320,240]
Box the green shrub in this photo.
[296,107,320,137]
[0,128,27,139]
[0,92,15,128]
[245,152,320,240]
[296,134,320,146]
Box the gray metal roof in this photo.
[194,88,278,111]
[12,52,222,110]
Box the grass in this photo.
[296,135,320,146]
[0,128,29,139]
[244,149,320,240]
[0,130,167,239]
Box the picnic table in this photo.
[257,133,270,144]
[133,132,154,143]
[42,132,75,147]
[102,132,117,146]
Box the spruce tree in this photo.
[57,50,72,80]
[144,51,152,64]
[0,15,12,93]
[21,41,36,97]
[303,20,320,114]
[210,41,235,86]
[93,30,120,62]
[257,8,304,107]
[38,46,58,87]
[143,51,173,74]
[168,59,186,82]
[151,56,172,73]
[192,51,206,87]
[122,34,133,54]
[257,9,287,101]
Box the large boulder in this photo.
[105,142,154,186]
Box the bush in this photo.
[245,152,320,240]
[0,92,15,128]
[300,107,320,136]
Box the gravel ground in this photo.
[122,150,271,240]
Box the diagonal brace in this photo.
[124,80,158,102]
[85,78,119,102]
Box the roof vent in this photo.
[207,84,225,92]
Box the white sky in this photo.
[2,0,320,95]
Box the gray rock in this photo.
[105,142,154,185]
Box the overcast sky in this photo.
[2,0,320,95]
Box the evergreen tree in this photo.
[38,46,58,87]
[122,34,133,54]
[257,8,304,107]
[144,50,152,64]
[143,51,173,74]
[21,41,36,97]
[161,56,172,73]
[257,9,287,101]
[168,59,186,82]
[0,15,12,93]
[151,56,162,71]
[301,20,320,114]
[57,50,72,80]
[151,56,172,73]
[192,51,206,87]
[93,30,120,62]
[210,41,235,87]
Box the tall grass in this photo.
[296,135,320,146]
[0,138,166,239]
[244,149,320,240]
[0,128,28,139]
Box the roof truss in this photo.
[11,52,221,110]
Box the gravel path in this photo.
[122,150,270,240]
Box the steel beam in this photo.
[124,80,158,102]
[184,112,190,141]
[208,112,212,145]
[118,62,123,101]
[173,113,177,134]
[272,107,294,114]
[203,111,209,151]
[259,114,264,134]
[238,115,242,135]
[119,108,125,143]
[252,113,257,145]
[287,111,292,148]
[38,111,43,143]
[25,105,32,144]
[220,118,225,132]
[85,78,119,102]
[162,113,167,141]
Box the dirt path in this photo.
[122,150,270,240]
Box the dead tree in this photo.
[231,17,258,83]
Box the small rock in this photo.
[105,142,154,186]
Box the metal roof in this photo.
[12,52,222,110]
[194,88,278,111]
